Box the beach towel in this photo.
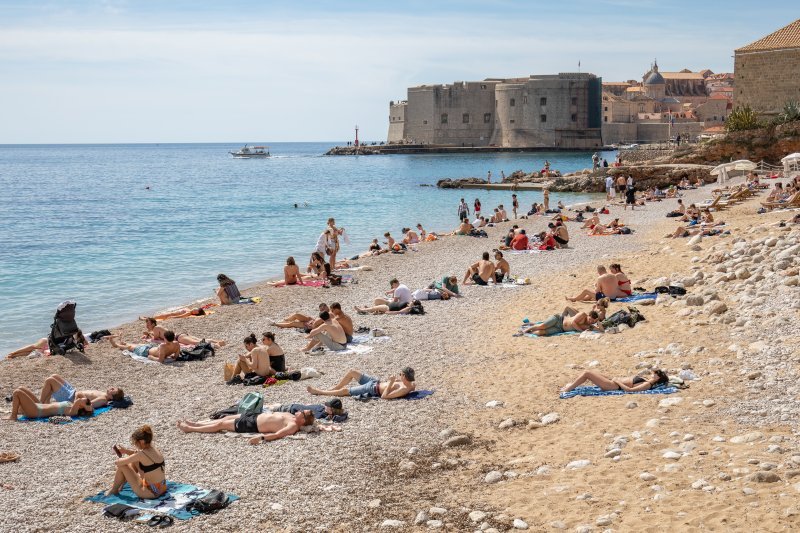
[613,292,657,303]
[274,279,326,288]
[18,405,113,423]
[509,249,541,255]
[122,350,158,364]
[85,481,239,520]
[353,389,435,402]
[523,331,578,338]
[330,344,374,356]
[559,385,678,399]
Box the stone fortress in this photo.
[387,73,603,149]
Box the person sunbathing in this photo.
[452,220,474,236]
[6,387,93,420]
[307,367,415,399]
[523,310,600,336]
[581,212,600,229]
[669,223,726,238]
[109,332,181,363]
[267,256,304,286]
[537,231,557,250]
[402,227,420,245]
[141,317,226,349]
[307,251,329,279]
[39,374,124,408]
[430,275,461,297]
[463,252,495,285]
[266,398,347,422]
[563,297,610,321]
[330,303,354,344]
[302,311,347,352]
[553,222,570,248]
[369,278,412,310]
[416,223,427,241]
[228,333,285,382]
[177,410,315,445]
[568,265,629,302]
[561,368,669,393]
[589,218,624,235]
[355,299,424,315]
[6,337,49,359]
[610,263,631,297]
[141,305,215,321]
[109,425,167,498]
[272,303,329,332]
[494,250,510,282]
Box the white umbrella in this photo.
[781,153,800,173]
[711,160,757,184]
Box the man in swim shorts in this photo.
[307,367,416,399]
[38,374,124,408]
[177,411,315,445]
[266,398,348,422]
[494,250,511,282]
[109,332,181,363]
[463,252,495,285]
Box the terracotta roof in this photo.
[660,71,706,80]
[736,18,800,52]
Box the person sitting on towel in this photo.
[301,311,347,352]
[38,374,124,408]
[177,410,315,445]
[109,425,167,498]
[109,332,180,363]
[561,368,669,393]
[566,265,628,302]
[463,252,495,285]
[228,333,286,383]
[141,317,226,349]
[6,387,93,420]
[494,250,511,282]
[307,367,416,399]
[330,302,354,344]
[272,303,329,332]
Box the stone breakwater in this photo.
[619,148,675,165]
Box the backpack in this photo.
[409,302,425,315]
[619,226,632,234]
[237,392,263,414]
[186,490,229,515]
[178,341,215,361]
[327,274,342,286]
[602,309,630,329]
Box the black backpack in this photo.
[187,490,230,515]
[178,341,215,361]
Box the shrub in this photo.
[774,101,800,125]
[725,105,762,132]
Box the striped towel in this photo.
[560,385,678,399]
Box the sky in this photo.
[0,1,795,143]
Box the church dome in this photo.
[645,71,665,85]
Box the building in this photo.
[387,73,603,149]
[734,18,800,117]
[601,61,733,144]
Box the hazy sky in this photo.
[0,1,794,143]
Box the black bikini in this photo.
[632,376,646,385]
[139,450,165,473]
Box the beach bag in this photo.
[328,274,342,286]
[626,306,646,327]
[187,490,229,515]
[409,302,425,315]
[274,370,302,381]
[242,373,267,386]
[179,342,214,361]
[619,226,632,234]
[103,503,139,521]
[223,362,235,382]
[237,392,263,414]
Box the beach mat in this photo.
[509,249,541,255]
[85,481,239,520]
[524,331,578,338]
[559,385,678,399]
[402,389,435,401]
[122,350,159,364]
[613,292,657,303]
[19,405,113,423]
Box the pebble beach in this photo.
[1,179,799,532]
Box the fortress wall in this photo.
[735,48,800,117]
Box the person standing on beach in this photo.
[487,171,492,184]
[501,170,506,182]
[512,194,519,219]
[458,198,470,222]
[605,175,615,201]
[616,174,626,197]
[327,218,344,271]
[543,188,550,212]
[474,198,481,219]
[592,153,600,171]
[625,177,636,211]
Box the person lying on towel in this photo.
[561,368,669,393]
[306,367,415,399]
[177,411,315,445]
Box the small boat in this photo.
[229,145,270,158]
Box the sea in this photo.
[0,142,615,355]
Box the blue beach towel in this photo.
[85,481,239,520]
[402,389,435,401]
[524,331,578,338]
[613,292,657,303]
[559,385,678,399]
[18,405,113,423]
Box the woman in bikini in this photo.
[327,218,344,269]
[561,368,669,393]
[610,263,631,297]
[109,425,167,498]
[6,338,49,359]
[307,251,328,280]
[6,387,92,420]
[268,256,304,287]
[141,305,214,321]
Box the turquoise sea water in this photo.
[0,143,613,354]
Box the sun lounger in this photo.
[761,191,800,210]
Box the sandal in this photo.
[0,451,20,463]
[147,515,174,528]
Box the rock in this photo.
[367,499,382,508]
[777,244,800,260]
[408,447,419,455]
[659,397,683,408]
[513,518,529,530]
[747,471,780,483]
[785,470,800,479]
[640,472,657,481]
[702,399,716,407]
[596,515,613,526]
[736,268,751,280]
[576,493,592,501]
[604,448,622,458]
[626,401,638,409]
[566,459,591,470]
[687,234,702,246]
[271,503,284,511]
[730,432,763,444]
[705,301,728,315]
[549,521,566,530]
[469,511,488,523]
[381,520,406,528]
[535,465,551,475]
[426,520,443,529]
[398,460,416,474]
[663,451,682,460]
[498,418,516,430]
[484,471,503,484]
[439,428,456,439]
[443,435,471,447]
[691,479,709,489]
[429,507,447,516]
[646,418,660,428]
[485,400,504,408]
[414,511,429,525]
[541,412,561,426]
[527,421,543,430]
[743,487,756,495]
[686,295,704,306]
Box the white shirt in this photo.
[315,232,331,255]
[605,177,613,189]
[393,284,412,305]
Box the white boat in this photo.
[229,145,270,158]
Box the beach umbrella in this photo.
[711,160,756,183]
[781,153,800,173]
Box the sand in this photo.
[0,179,798,531]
